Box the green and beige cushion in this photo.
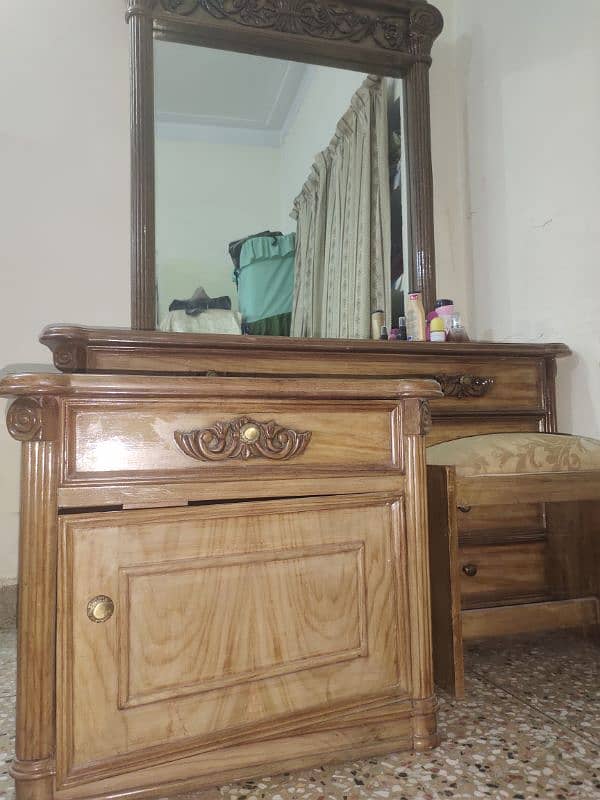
[426,433,600,478]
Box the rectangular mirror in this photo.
[126,0,443,333]
[154,41,410,339]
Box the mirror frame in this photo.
[126,0,443,329]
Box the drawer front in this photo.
[63,399,399,484]
[57,494,409,784]
[459,542,548,608]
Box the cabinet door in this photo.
[57,493,410,786]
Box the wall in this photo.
[449,0,600,436]
[155,138,281,321]
[0,0,130,579]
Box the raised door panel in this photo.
[57,494,409,787]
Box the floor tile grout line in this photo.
[472,667,600,750]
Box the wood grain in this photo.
[10,439,59,800]
[427,466,464,698]
[459,542,548,609]
[462,597,600,641]
[456,471,600,507]
[56,494,413,784]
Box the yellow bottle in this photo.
[406,292,426,341]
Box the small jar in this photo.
[435,298,454,332]
[429,316,446,342]
[447,313,470,342]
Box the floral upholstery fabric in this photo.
[426,433,600,477]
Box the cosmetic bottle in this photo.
[429,316,446,342]
[397,316,407,341]
[435,298,454,332]
[379,325,389,340]
[371,310,384,340]
[406,293,426,341]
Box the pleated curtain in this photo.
[290,75,391,339]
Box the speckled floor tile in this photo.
[1,629,599,800]
[466,631,600,747]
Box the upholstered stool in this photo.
[426,433,600,697]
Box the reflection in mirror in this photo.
[154,42,408,339]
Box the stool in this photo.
[426,432,600,697]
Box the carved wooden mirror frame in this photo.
[126,0,443,329]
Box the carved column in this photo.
[401,397,439,750]
[7,398,59,800]
[127,1,156,329]
[405,6,444,313]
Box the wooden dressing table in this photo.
[3,365,441,800]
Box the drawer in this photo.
[456,503,546,546]
[62,399,399,485]
[459,542,549,608]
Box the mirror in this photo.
[126,0,443,333]
[154,42,409,339]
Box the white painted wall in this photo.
[0,0,130,579]
[156,138,281,320]
[447,0,600,436]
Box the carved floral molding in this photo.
[175,416,312,461]
[148,0,443,54]
[435,374,495,399]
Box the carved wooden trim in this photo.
[148,0,443,55]
[175,416,312,461]
[434,374,495,399]
[6,398,58,443]
[402,398,432,437]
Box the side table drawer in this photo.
[63,399,400,485]
[459,542,548,608]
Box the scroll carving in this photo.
[157,0,415,51]
[435,374,494,400]
[6,398,58,442]
[175,416,312,461]
[408,5,444,57]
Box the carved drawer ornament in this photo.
[175,416,312,461]
[435,374,494,400]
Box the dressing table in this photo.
[4,2,572,799]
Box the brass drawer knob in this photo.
[87,595,115,623]
[458,505,472,513]
[462,563,478,578]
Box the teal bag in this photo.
[236,233,295,324]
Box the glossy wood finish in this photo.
[126,0,444,321]
[2,371,441,800]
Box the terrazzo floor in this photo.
[1,629,598,800]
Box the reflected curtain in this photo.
[290,75,391,339]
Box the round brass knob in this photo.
[87,595,115,623]
[462,563,478,578]
[240,423,260,443]
[458,505,472,513]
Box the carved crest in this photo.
[154,0,440,52]
[435,374,494,399]
[175,416,312,461]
